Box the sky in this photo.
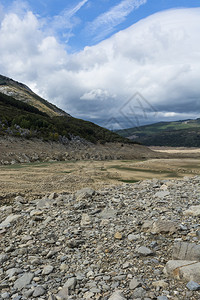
[0,0,200,130]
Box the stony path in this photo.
[0,176,200,299]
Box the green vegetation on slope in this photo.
[116,119,200,147]
[0,91,132,144]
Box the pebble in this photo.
[42,265,54,275]
[114,232,123,239]
[186,280,200,291]
[32,286,46,297]
[137,246,154,256]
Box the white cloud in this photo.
[80,89,116,101]
[163,112,179,117]
[51,0,88,41]
[0,7,200,128]
[85,0,147,42]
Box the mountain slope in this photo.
[0,77,132,145]
[0,75,69,117]
[116,119,200,147]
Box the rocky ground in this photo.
[0,136,160,166]
[0,176,200,299]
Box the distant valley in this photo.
[116,119,200,147]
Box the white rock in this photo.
[108,290,126,300]
[0,206,12,214]
[184,205,200,217]
[172,242,200,261]
[164,260,200,282]
[0,214,21,228]
[154,191,170,198]
[80,213,91,226]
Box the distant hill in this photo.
[0,74,132,145]
[116,119,200,147]
[0,74,69,117]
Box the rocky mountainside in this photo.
[0,78,132,145]
[0,136,158,166]
[0,75,69,117]
[0,176,200,299]
[116,119,200,147]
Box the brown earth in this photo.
[0,155,200,205]
[0,137,200,205]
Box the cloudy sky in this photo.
[0,0,200,129]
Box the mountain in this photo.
[116,119,200,147]
[0,74,132,145]
[0,74,69,117]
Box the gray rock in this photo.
[48,296,57,300]
[0,254,8,265]
[6,268,23,278]
[100,209,117,219]
[23,289,34,298]
[128,234,140,241]
[164,260,200,282]
[157,296,168,300]
[1,292,10,299]
[108,290,126,300]
[0,214,21,228]
[75,188,95,199]
[32,286,46,297]
[129,277,142,290]
[37,198,51,209]
[172,242,200,261]
[12,296,22,300]
[184,205,200,216]
[186,280,200,291]
[64,277,77,290]
[137,246,154,256]
[14,272,34,290]
[80,213,91,226]
[56,287,69,299]
[0,205,12,214]
[151,220,178,234]
[42,265,54,275]
[48,295,57,300]
[154,191,170,198]
[132,287,146,298]
[15,196,27,204]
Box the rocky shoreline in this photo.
[0,136,160,166]
[0,176,200,299]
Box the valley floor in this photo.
[0,156,200,204]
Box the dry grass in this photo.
[150,146,200,154]
[0,157,200,203]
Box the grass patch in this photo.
[109,165,174,174]
[165,172,181,178]
[119,179,139,183]
[180,164,200,169]
[0,164,29,170]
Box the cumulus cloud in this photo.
[80,89,116,101]
[0,7,200,129]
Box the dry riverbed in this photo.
[0,157,200,204]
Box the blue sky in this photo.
[0,1,200,129]
[1,0,199,52]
